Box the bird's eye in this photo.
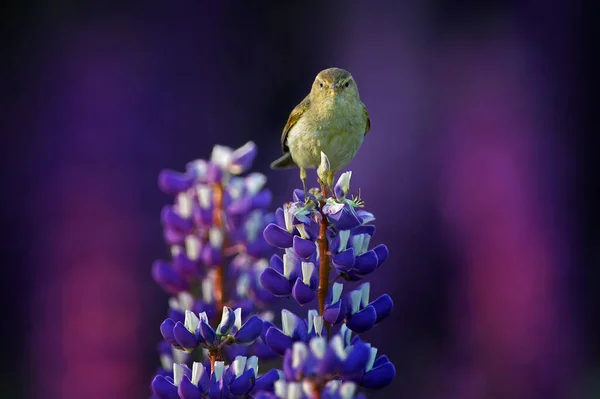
[344,81,350,88]
[319,82,323,88]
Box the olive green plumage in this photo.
[270,67,370,189]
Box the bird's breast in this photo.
[287,100,366,171]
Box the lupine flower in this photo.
[323,282,393,333]
[161,307,263,354]
[151,356,281,399]
[264,309,325,356]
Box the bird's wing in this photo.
[363,103,370,136]
[281,95,311,153]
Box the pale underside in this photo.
[286,97,367,172]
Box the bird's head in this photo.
[311,67,359,103]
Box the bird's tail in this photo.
[270,153,297,169]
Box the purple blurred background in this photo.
[1,1,589,398]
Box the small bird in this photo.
[270,67,370,193]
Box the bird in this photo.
[270,67,370,194]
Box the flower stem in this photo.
[317,182,331,336]
[213,182,227,313]
[209,348,224,375]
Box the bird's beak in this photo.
[329,84,340,95]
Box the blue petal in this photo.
[373,244,389,266]
[292,278,315,306]
[323,300,347,325]
[199,320,217,345]
[228,196,252,215]
[350,225,376,238]
[343,341,371,375]
[158,169,194,194]
[160,319,177,346]
[192,206,213,226]
[173,321,200,350]
[178,376,202,399]
[263,223,294,248]
[261,321,275,342]
[230,141,257,174]
[292,189,306,203]
[161,205,193,232]
[264,327,294,356]
[200,245,222,266]
[371,294,393,324]
[353,250,379,276]
[269,254,284,274]
[292,235,316,259]
[229,368,255,395]
[173,253,199,278]
[234,315,263,344]
[332,248,355,271]
[346,305,377,333]
[252,189,272,209]
[151,375,179,399]
[275,208,286,227]
[152,261,188,294]
[205,162,223,183]
[360,361,396,389]
[252,369,280,393]
[260,267,292,296]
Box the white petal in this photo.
[302,381,314,396]
[351,234,365,256]
[359,282,370,308]
[185,235,201,260]
[178,292,194,310]
[292,342,308,368]
[244,172,266,195]
[366,347,378,372]
[209,227,224,249]
[338,230,350,252]
[361,234,371,255]
[281,309,296,337]
[307,309,317,333]
[301,262,314,285]
[245,356,259,377]
[202,276,214,304]
[234,307,243,330]
[170,245,182,257]
[349,290,362,315]
[331,282,343,304]
[210,145,233,168]
[330,335,347,360]
[336,171,352,197]
[284,206,294,233]
[176,191,193,218]
[283,252,295,279]
[274,381,287,397]
[217,307,232,335]
[339,382,357,399]
[236,274,250,297]
[173,363,185,387]
[295,223,310,239]
[187,159,208,179]
[198,311,209,324]
[184,310,200,334]
[196,184,212,209]
[309,336,326,359]
[213,361,225,381]
[160,354,171,371]
[191,361,204,386]
[313,316,324,336]
[232,356,247,377]
[173,348,187,364]
[287,382,302,399]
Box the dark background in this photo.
[0,1,590,398]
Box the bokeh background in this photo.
[1,1,589,398]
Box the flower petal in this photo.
[260,267,292,296]
[292,278,315,306]
[173,321,200,351]
[292,235,316,259]
[346,305,377,333]
[323,300,347,326]
[264,327,294,356]
[360,361,396,389]
[252,369,280,393]
[234,315,263,344]
[158,170,194,194]
[263,223,294,248]
[343,341,371,375]
[152,261,188,294]
[353,250,379,276]
[229,368,255,395]
[151,375,179,399]
[178,376,202,399]
[199,320,217,345]
[332,248,355,271]
[373,244,389,266]
[371,294,393,324]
